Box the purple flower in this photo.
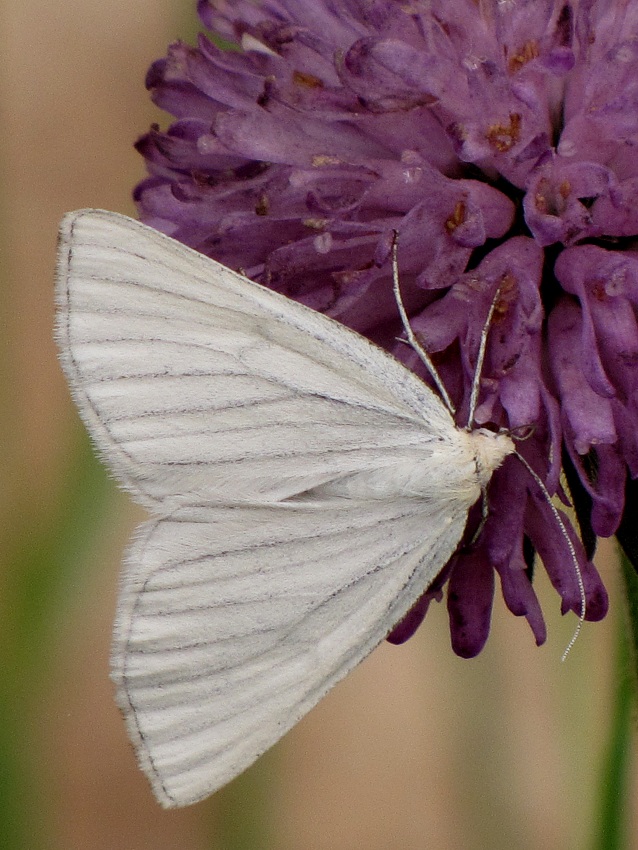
[131,0,638,657]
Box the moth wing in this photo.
[112,498,469,807]
[55,209,457,508]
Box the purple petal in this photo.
[556,246,638,402]
[524,489,608,621]
[447,549,495,659]
[548,298,617,453]
[523,157,614,246]
[564,440,626,537]
[497,562,547,647]
[386,584,444,645]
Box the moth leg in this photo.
[469,485,490,546]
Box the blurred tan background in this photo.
[2,2,636,849]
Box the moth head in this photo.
[469,427,515,489]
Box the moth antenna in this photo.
[514,451,586,661]
[466,285,503,431]
[391,232,456,416]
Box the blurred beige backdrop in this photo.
[3,2,636,849]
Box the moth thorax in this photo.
[468,428,515,488]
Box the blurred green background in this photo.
[2,2,637,848]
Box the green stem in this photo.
[620,551,638,680]
[0,428,111,850]
[212,752,277,850]
[591,552,637,850]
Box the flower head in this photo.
[131,0,638,656]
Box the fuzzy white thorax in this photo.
[466,428,515,489]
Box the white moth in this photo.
[56,209,517,807]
